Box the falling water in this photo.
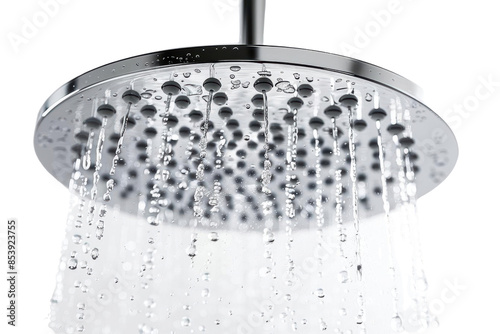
[374,115,403,331]
[261,90,272,194]
[193,90,213,224]
[345,95,367,332]
[87,117,107,226]
[109,94,135,177]
[209,132,226,213]
[43,63,450,334]
[284,100,300,330]
[158,95,174,175]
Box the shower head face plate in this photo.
[34,45,458,230]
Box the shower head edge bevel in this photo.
[36,44,426,122]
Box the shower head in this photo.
[34,44,458,229]
[37,1,460,333]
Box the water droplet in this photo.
[319,319,327,330]
[72,234,82,244]
[68,258,78,270]
[391,315,404,332]
[202,272,210,281]
[208,231,219,242]
[338,271,348,283]
[315,288,325,298]
[183,72,191,78]
[181,317,191,327]
[141,91,153,99]
[201,288,210,297]
[293,73,300,80]
[144,298,156,309]
[91,248,99,260]
[263,228,275,243]
[230,65,241,72]
[186,245,197,258]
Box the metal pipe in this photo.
[240,0,266,45]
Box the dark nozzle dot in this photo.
[273,134,285,144]
[75,131,89,143]
[232,130,243,141]
[353,119,367,131]
[247,140,258,149]
[387,123,405,135]
[144,127,158,138]
[200,120,214,132]
[83,117,102,129]
[122,90,141,104]
[189,110,204,122]
[270,123,283,134]
[175,96,191,109]
[140,105,157,118]
[249,120,262,132]
[109,133,120,143]
[107,146,117,154]
[218,107,233,119]
[135,140,148,151]
[212,129,225,140]
[226,119,240,130]
[309,117,325,129]
[161,81,181,95]
[253,77,273,92]
[179,126,191,138]
[251,94,264,107]
[287,97,304,110]
[399,137,415,148]
[70,144,83,154]
[368,138,379,149]
[324,105,342,118]
[297,84,314,98]
[203,77,222,92]
[122,115,136,128]
[339,94,358,107]
[283,112,294,125]
[97,104,116,117]
[252,109,264,121]
[213,92,228,106]
[408,152,419,161]
[368,108,387,121]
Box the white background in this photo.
[0,0,498,333]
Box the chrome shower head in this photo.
[35,1,458,333]
[34,45,457,230]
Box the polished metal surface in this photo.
[38,44,424,121]
[240,0,266,45]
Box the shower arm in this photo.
[240,0,266,45]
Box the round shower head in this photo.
[34,44,458,229]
